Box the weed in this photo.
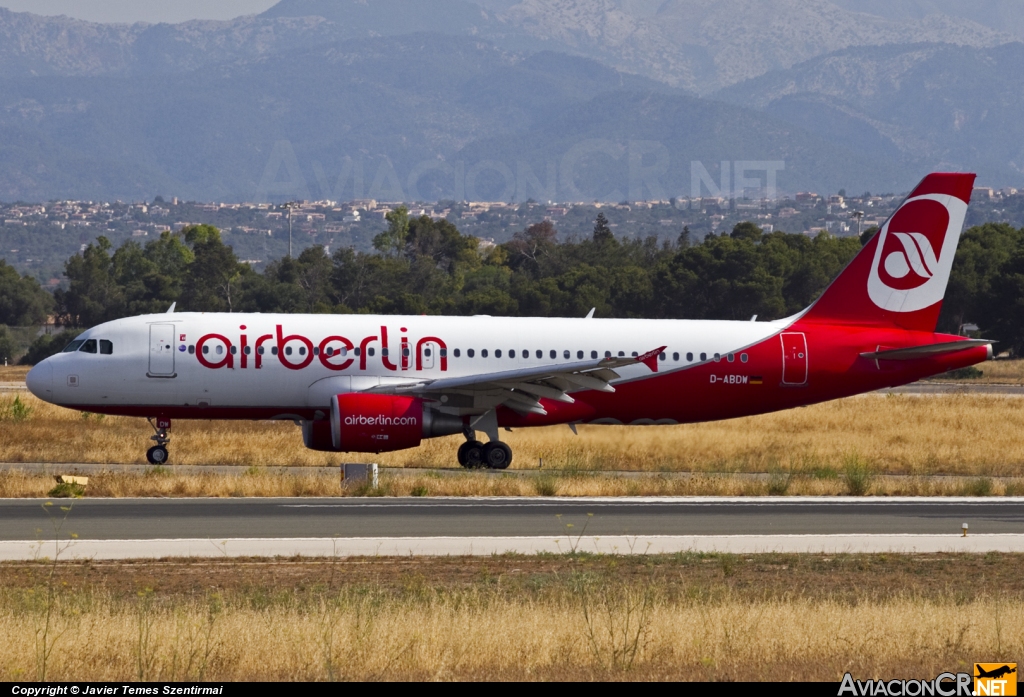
[574,573,654,672]
[0,395,32,422]
[960,477,993,497]
[46,482,85,498]
[944,366,983,380]
[534,474,561,496]
[766,470,791,495]
[843,455,873,496]
[410,485,429,497]
[720,554,736,578]
[808,465,839,480]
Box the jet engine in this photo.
[302,393,463,453]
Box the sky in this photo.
[0,0,280,24]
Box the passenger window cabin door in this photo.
[780,332,808,385]
[148,324,176,377]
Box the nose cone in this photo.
[25,361,53,401]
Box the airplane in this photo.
[25,172,992,469]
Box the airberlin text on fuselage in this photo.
[193,324,448,373]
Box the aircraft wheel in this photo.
[482,442,512,470]
[458,440,484,468]
[146,445,169,465]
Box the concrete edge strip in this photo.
[5,534,1024,560]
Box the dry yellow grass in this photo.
[4,553,1021,681]
[0,468,1020,498]
[4,392,1024,477]
[0,365,29,381]
[0,588,1018,681]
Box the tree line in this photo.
[2,210,1024,363]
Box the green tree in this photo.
[373,206,410,257]
[730,221,762,242]
[54,237,125,327]
[939,223,1023,335]
[0,326,15,365]
[180,225,247,312]
[0,260,53,325]
[19,330,77,365]
[592,212,613,243]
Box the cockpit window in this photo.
[62,340,85,353]
[99,340,113,355]
[79,339,97,354]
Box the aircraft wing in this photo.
[368,346,666,416]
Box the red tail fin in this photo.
[796,173,975,331]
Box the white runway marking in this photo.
[3,534,1024,560]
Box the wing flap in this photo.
[366,346,667,415]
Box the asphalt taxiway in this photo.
[2,497,1022,558]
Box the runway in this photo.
[2,497,1023,558]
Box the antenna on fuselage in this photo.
[167,302,176,313]
[585,307,595,319]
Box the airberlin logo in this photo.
[881,230,940,289]
[344,415,418,427]
[191,324,448,373]
[867,194,968,313]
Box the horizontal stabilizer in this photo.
[860,339,992,361]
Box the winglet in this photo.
[638,346,666,372]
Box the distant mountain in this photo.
[0,0,1021,202]
[0,35,671,201]
[0,8,340,78]
[0,0,1014,90]
[455,90,909,202]
[261,0,1015,93]
[0,32,903,202]
[716,42,1024,186]
[829,0,1024,40]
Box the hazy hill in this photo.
[716,42,1024,186]
[0,0,1021,202]
[0,31,905,202]
[0,8,340,78]
[0,35,677,201]
[262,0,1013,93]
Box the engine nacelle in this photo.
[313,393,464,454]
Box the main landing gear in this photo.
[457,427,512,470]
[146,417,171,465]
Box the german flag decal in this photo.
[749,376,763,385]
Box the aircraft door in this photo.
[148,324,176,377]
[421,342,437,370]
[780,332,808,385]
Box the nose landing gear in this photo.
[146,417,171,465]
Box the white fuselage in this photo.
[28,312,785,416]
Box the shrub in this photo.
[843,456,873,496]
[47,482,85,498]
[961,477,993,497]
[945,366,983,380]
[0,395,32,422]
[767,470,791,495]
[534,474,561,496]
